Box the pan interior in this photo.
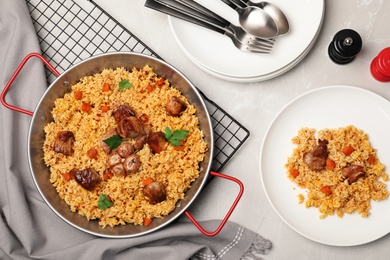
[28,52,213,237]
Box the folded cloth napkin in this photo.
[0,0,272,259]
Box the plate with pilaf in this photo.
[260,85,390,246]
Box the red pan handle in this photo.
[0,52,60,116]
[185,171,244,236]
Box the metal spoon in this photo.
[194,0,278,38]
[243,1,289,35]
[225,0,279,38]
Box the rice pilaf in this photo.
[285,125,388,218]
[43,65,207,227]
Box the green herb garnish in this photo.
[98,194,113,210]
[164,127,189,146]
[119,79,133,90]
[103,135,123,150]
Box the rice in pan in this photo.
[43,65,207,227]
[285,125,389,218]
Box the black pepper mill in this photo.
[328,29,362,64]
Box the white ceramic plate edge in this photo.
[168,0,325,80]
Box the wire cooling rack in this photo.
[26,0,250,172]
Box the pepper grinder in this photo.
[370,47,390,82]
[328,29,362,64]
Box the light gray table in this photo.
[82,0,390,259]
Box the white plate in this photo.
[186,23,320,83]
[169,0,325,79]
[260,85,390,246]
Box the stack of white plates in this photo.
[168,0,325,82]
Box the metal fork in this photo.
[145,0,273,53]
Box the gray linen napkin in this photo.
[0,0,272,259]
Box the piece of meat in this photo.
[143,181,167,204]
[303,140,328,171]
[71,168,100,190]
[54,131,75,156]
[165,96,187,116]
[123,154,141,174]
[100,128,118,154]
[342,165,366,184]
[134,134,148,151]
[147,131,167,154]
[116,116,148,139]
[112,104,135,123]
[110,163,125,176]
[117,142,134,157]
[107,152,122,166]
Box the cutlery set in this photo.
[145,0,289,54]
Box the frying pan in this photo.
[1,52,243,238]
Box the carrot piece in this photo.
[63,172,73,181]
[101,105,110,112]
[342,145,354,156]
[87,148,98,159]
[320,185,332,196]
[74,90,83,100]
[82,102,92,112]
[174,140,185,151]
[102,83,110,91]
[156,78,165,88]
[143,177,154,186]
[144,217,153,227]
[289,169,299,178]
[367,155,376,164]
[326,158,335,170]
[146,84,154,92]
[174,145,185,151]
[103,171,114,181]
[139,114,149,123]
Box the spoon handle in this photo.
[221,0,243,9]
[154,0,229,30]
[175,0,227,24]
[162,0,229,25]
[192,0,239,26]
[145,0,227,33]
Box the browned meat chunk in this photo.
[112,104,135,123]
[100,128,118,154]
[123,154,141,174]
[342,165,366,184]
[303,140,328,171]
[117,116,148,139]
[107,152,122,166]
[54,131,75,156]
[166,96,187,116]
[134,134,148,151]
[70,168,100,190]
[110,163,125,176]
[117,142,134,157]
[147,131,167,154]
[143,181,167,204]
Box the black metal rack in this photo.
[26,0,250,172]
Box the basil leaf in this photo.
[98,194,113,210]
[119,79,133,90]
[103,135,123,150]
